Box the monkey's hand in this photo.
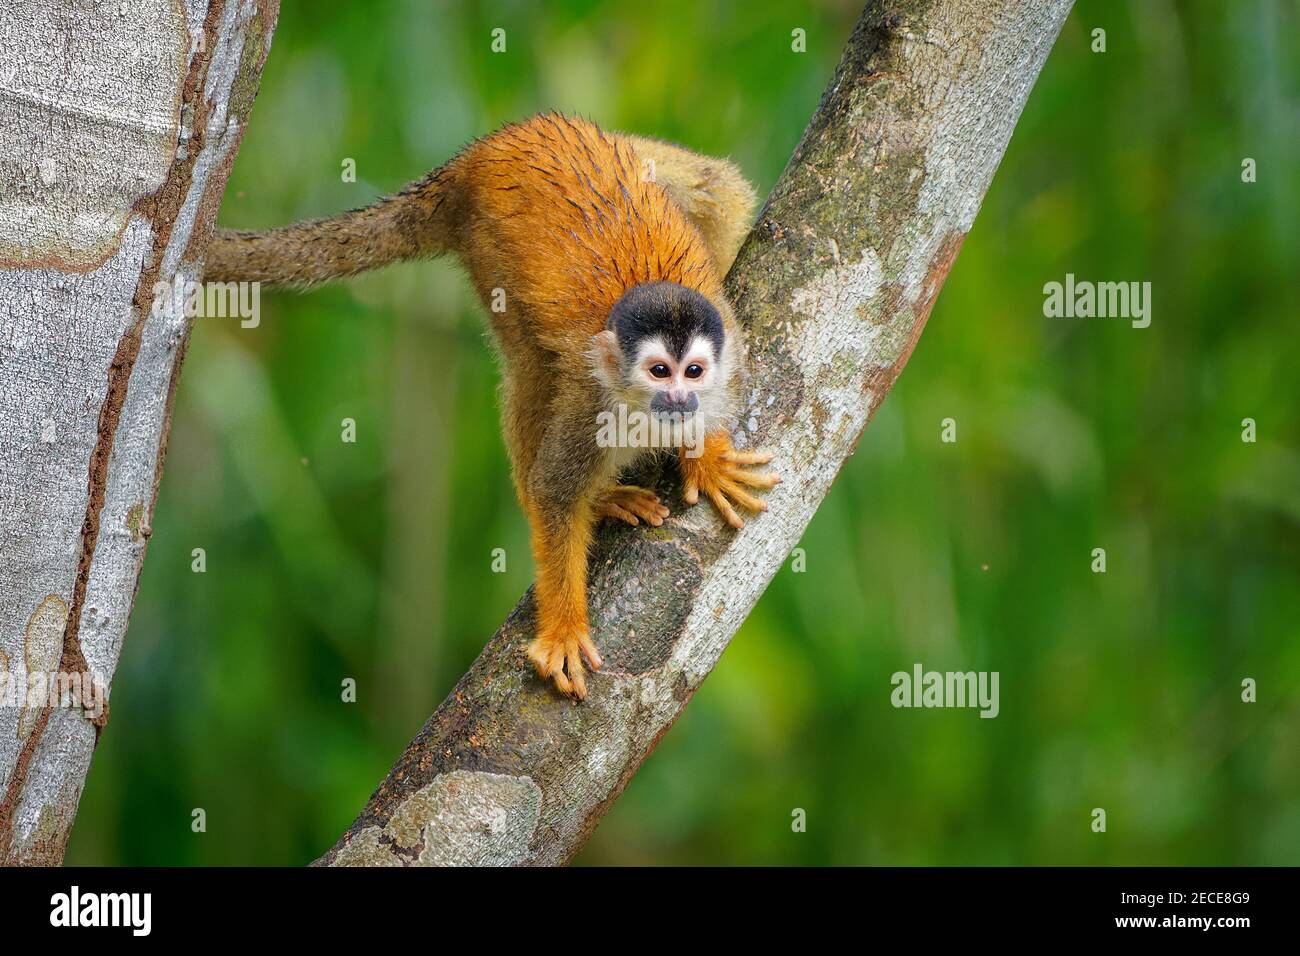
[679,430,780,529]
[595,485,670,526]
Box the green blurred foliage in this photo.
[67,0,1299,866]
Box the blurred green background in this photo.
[68,0,1299,865]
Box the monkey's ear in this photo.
[588,330,623,391]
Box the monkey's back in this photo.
[450,114,722,354]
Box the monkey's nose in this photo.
[652,392,699,416]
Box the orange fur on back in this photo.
[449,114,724,353]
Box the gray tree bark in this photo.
[0,0,279,865]
[319,0,1075,867]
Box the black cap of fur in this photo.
[607,281,724,362]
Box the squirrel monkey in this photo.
[206,113,779,699]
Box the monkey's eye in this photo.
[684,363,704,379]
[649,364,671,379]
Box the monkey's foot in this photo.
[526,628,603,700]
[681,434,781,530]
[595,485,669,527]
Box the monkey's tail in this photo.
[203,166,457,287]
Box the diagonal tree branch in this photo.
[0,0,279,865]
[319,0,1075,867]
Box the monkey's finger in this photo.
[620,486,661,504]
[605,503,639,525]
[707,486,744,529]
[719,480,768,515]
[550,666,575,698]
[640,495,670,518]
[629,500,666,526]
[728,468,781,490]
[579,633,603,670]
[722,450,774,466]
[534,639,566,679]
[565,649,588,699]
[682,474,700,505]
[526,638,555,676]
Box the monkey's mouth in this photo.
[648,408,707,453]
[649,392,700,422]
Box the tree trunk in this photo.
[0,0,279,865]
[319,0,1075,867]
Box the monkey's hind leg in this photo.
[618,133,758,276]
[595,485,670,527]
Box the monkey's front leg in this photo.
[524,494,604,700]
[679,430,780,529]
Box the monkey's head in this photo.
[589,281,736,449]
